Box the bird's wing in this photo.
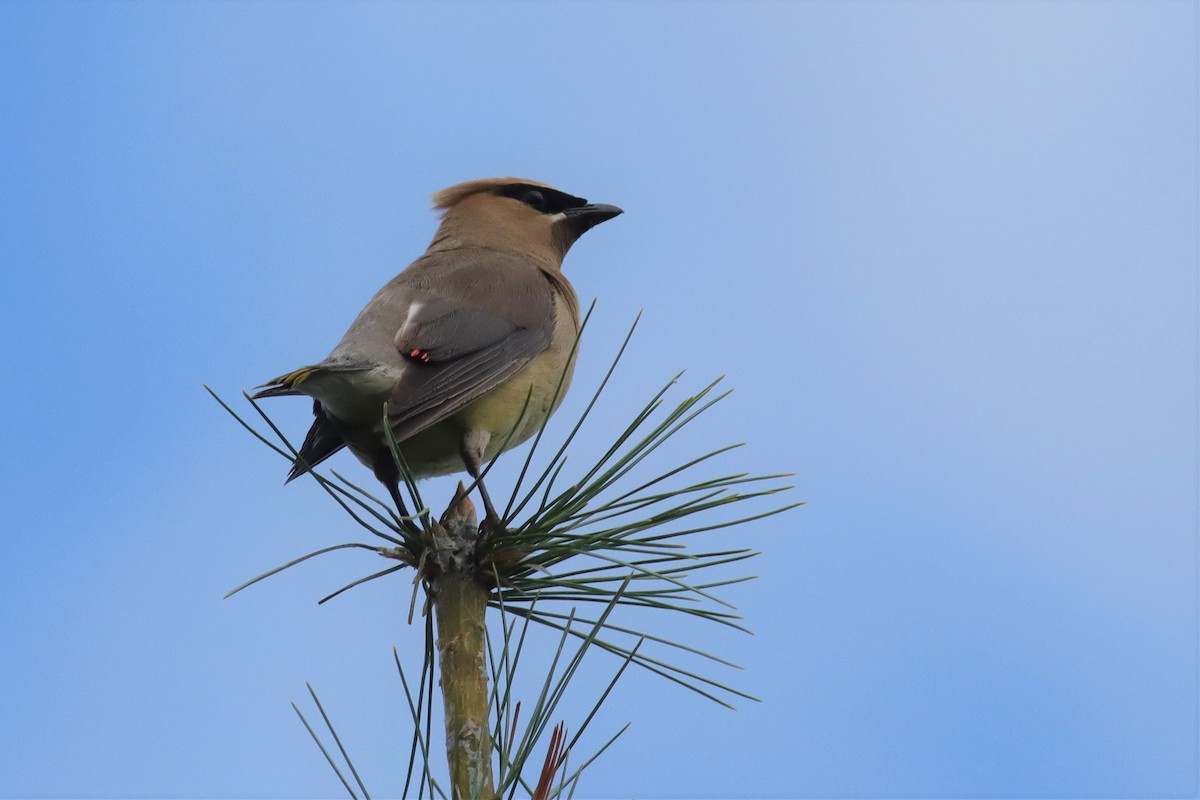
[381,251,557,441]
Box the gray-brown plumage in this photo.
[252,178,622,526]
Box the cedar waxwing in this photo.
[252,178,622,526]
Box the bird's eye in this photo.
[521,189,546,210]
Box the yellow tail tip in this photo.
[265,367,316,388]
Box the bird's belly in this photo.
[394,349,578,477]
[371,424,469,477]
[466,363,573,449]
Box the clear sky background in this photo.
[1,2,1196,798]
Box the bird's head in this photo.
[429,178,622,267]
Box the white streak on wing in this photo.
[399,300,424,339]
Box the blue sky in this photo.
[1,1,1196,797]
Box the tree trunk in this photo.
[430,490,493,800]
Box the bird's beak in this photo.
[562,203,623,235]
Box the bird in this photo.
[251,177,622,529]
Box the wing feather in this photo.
[376,252,556,442]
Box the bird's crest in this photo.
[432,177,555,214]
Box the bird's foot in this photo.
[479,513,508,542]
[480,513,504,536]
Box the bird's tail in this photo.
[249,366,352,481]
[250,366,321,399]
